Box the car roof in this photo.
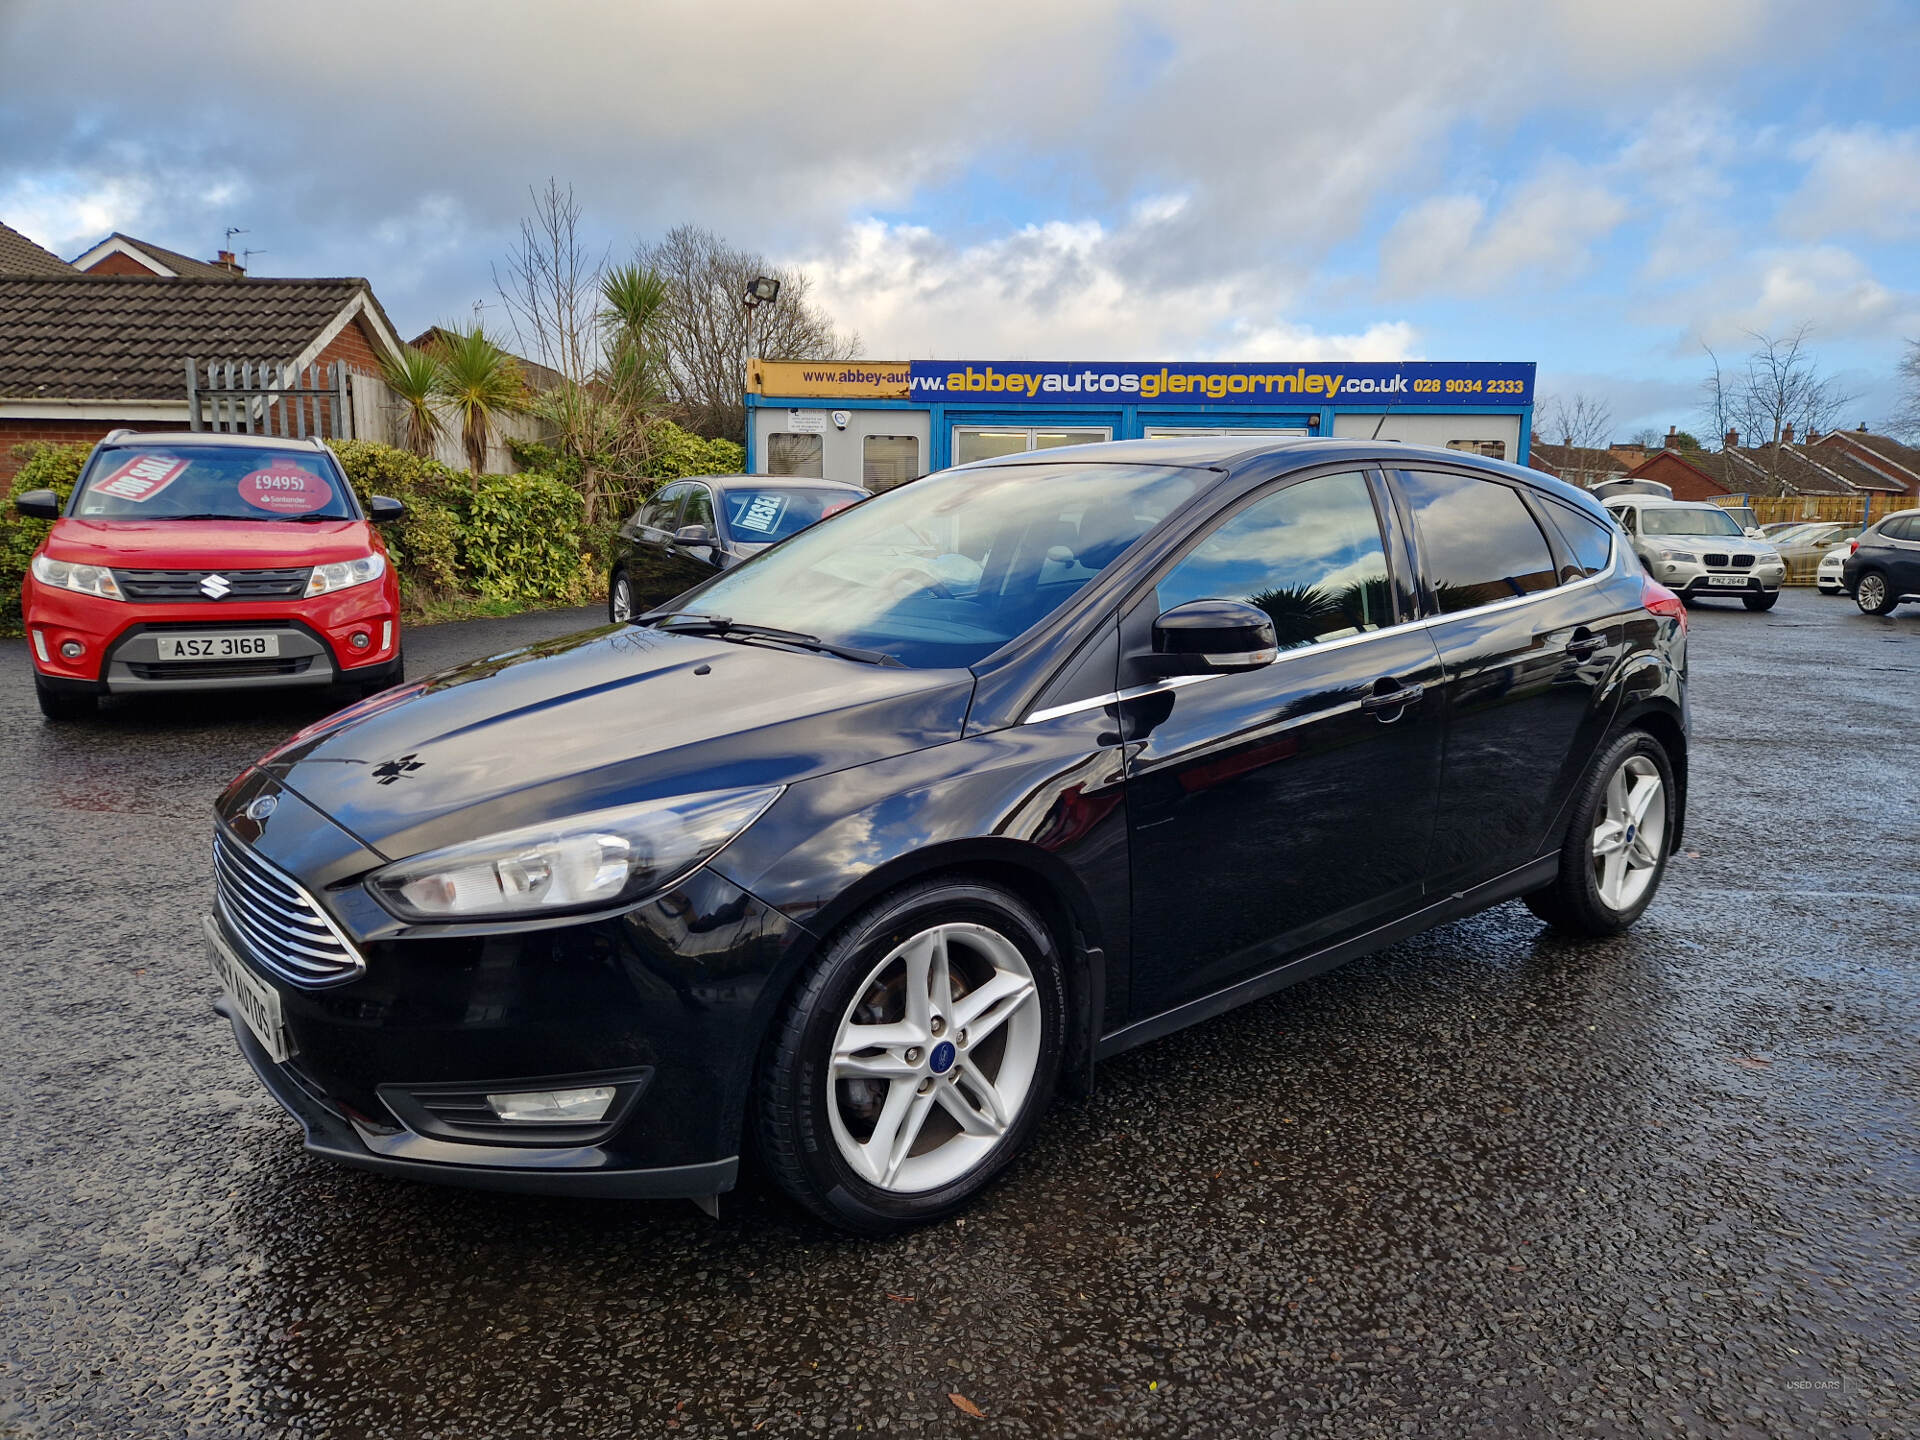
[670,473,867,493]
[968,435,1609,516]
[1600,495,1722,508]
[98,431,334,452]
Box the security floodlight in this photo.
[744,276,781,306]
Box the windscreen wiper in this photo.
[650,614,903,667]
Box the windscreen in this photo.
[722,486,861,543]
[1642,506,1743,537]
[71,446,357,521]
[667,462,1206,668]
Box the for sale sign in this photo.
[93,453,190,503]
[238,465,332,514]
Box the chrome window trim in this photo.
[1020,531,1621,726]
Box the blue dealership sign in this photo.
[908,360,1533,407]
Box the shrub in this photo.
[462,471,589,604]
[1,442,91,634]
[643,420,744,480]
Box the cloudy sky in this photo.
[3,0,1916,437]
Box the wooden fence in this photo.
[186,359,355,439]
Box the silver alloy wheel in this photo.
[610,574,632,622]
[1590,754,1666,912]
[826,922,1042,1193]
[1856,573,1887,611]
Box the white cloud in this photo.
[795,216,1418,360]
[1378,161,1630,299]
[1782,125,1920,240]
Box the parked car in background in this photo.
[1817,542,1850,593]
[16,433,405,720]
[1600,495,1787,610]
[1775,523,1863,585]
[1841,508,1920,614]
[607,475,868,622]
[208,437,1688,1233]
[1760,521,1817,539]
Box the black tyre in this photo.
[1524,728,1677,937]
[609,568,633,624]
[34,676,96,721]
[1854,570,1897,615]
[1742,590,1779,612]
[756,877,1066,1235]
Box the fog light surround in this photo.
[485,1085,617,1123]
[348,629,371,651]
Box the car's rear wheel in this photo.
[1743,591,1779,611]
[34,675,96,721]
[756,878,1065,1234]
[609,568,632,624]
[1854,570,1896,614]
[1524,729,1676,937]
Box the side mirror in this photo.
[1145,599,1278,676]
[368,495,407,523]
[672,524,713,547]
[13,489,60,521]
[1744,527,1765,540]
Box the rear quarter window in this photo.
[1542,497,1617,578]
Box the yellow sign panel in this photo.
[749,359,910,400]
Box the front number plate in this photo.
[157,632,280,661]
[1705,575,1750,588]
[206,916,291,1063]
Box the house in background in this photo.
[1527,441,1626,490]
[0,272,403,481]
[1810,426,1920,499]
[69,233,250,280]
[0,220,75,278]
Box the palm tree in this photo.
[378,344,446,458]
[599,262,669,416]
[433,326,528,475]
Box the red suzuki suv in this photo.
[15,432,405,720]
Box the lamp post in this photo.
[742,275,781,449]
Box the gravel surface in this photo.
[2,591,1915,1438]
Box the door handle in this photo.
[1566,628,1603,660]
[1360,679,1424,716]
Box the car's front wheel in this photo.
[1743,590,1779,611]
[756,878,1065,1234]
[1524,729,1676,937]
[1854,570,1897,614]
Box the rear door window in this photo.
[1542,497,1617,578]
[1397,469,1559,614]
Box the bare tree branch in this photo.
[1537,392,1614,488]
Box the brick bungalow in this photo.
[1526,441,1626,489]
[0,274,401,482]
[69,232,250,280]
[1626,426,1906,502]
[1810,427,1920,500]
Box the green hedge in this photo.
[2,443,88,633]
[0,439,599,635]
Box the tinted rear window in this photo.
[1543,497,1617,578]
[73,446,355,521]
[1398,469,1559,613]
[723,486,860,542]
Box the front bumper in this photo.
[24,581,399,693]
[207,796,811,1198]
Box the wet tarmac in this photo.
[1,591,1915,1438]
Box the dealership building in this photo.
[745,357,1537,490]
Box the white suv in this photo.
[1602,497,1787,610]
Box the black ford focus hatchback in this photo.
[211,438,1688,1233]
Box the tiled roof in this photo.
[0,221,75,277]
[85,232,243,280]
[1814,431,1920,491]
[1725,443,1858,496]
[0,275,371,399]
[1528,441,1625,482]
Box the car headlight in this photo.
[1656,550,1697,564]
[306,552,388,597]
[367,785,783,921]
[31,554,124,600]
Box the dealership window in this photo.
[952,427,1110,465]
[1446,439,1508,460]
[862,435,920,491]
[767,432,824,478]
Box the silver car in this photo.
[1602,497,1787,610]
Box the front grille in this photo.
[128,656,314,681]
[1703,552,1728,568]
[114,567,311,601]
[213,828,364,986]
[1731,554,1755,569]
